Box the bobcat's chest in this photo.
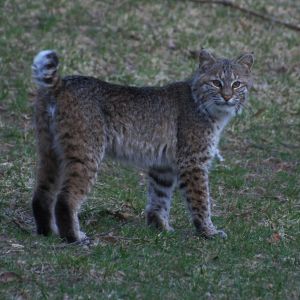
[209,114,232,158]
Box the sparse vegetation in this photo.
[0,0,299,299]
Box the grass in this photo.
[0,0,300,299]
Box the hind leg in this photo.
[53,91,106,242]
[32,150,60,236]
[55,156,101,242]
[32,107,60,236]
[145,167,176,231]
[54,126,105,242]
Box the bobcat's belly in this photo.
[106,134,176,168]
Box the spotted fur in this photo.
[31,49,254,242]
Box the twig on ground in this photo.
[279,142,300,150]
[12,219,31,234]
[95,234,151,242]
[190,0,300,32]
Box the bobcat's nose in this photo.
[223,94,232,101]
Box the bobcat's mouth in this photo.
[215,101,236,107]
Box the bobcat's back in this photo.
[32,51,192,168]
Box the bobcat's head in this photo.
[191,49,254,119]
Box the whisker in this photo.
[239,102,254,114]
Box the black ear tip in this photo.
[199,49,208,56]
[199,49,216,59]
[236,52,255,69]
[247,53,255,62]
[198,49,217,69]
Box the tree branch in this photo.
[190,0,300,32]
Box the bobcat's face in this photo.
[192,50,254,118]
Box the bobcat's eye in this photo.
[232,81,241,88]
[211,80,222,88]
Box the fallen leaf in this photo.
[0,272,20,283]
[101,209,134,221]
[268,232,282,244]
[101,233,119,244]
[253,107,266,118]
[113,211,133,220]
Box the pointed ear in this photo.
[236,53,254,70]
[199,49,216,69]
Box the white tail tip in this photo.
[32,50,59,88]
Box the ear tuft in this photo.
[199,49,216,69]
[236,53,254,70]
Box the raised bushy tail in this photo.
[32,50,60,89]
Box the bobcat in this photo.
[31,49,254,243]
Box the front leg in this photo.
[178,164,227,238]
[145,166,176,232]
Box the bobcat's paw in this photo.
[163,223,175,232]
[146,211,174,232]
[201,228,227,239]
[194,219,227,239]
[78,230,87,240]
[60,230,88,243]
[207,229,227,239]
